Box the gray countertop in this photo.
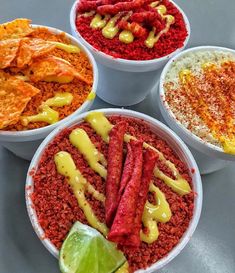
[0,0,235,273]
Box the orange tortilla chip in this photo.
[0,39,21,69]
[0,18,33,40]
[0,71,40,129]
[26,56,91,84]
[17,38,56,68]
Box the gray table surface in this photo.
[0,0,235,273]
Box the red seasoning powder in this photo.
[75,0,188,60]
[31,116,194,272]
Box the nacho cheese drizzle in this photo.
[145,4,175,48]
[87,91,96,101]
[42,92,73,107]
[85,111,113,143]
[140,182,171,243]
[21,105,59,126]
[54,151,107,235]
[50,41,81,53]
[69,128,107,178]
[21,92,73,126]
[88,1,175,47]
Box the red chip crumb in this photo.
[31,116,194,272]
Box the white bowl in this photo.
[0,24,98,160]
[25,108,202,272]
[70,0,191,72]
[70,0,190,105]
[158,46,235,174]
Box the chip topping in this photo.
[26,56,91,84]
[16,38,56,68]
[0,18,93,131]
[0,39,21,69]
[0,18,33,40]
[0,71,40,129]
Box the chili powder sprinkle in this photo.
[164,49,235,151]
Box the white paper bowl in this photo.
[26,108,202,273]
[159,46,235,174]
[70,0,190,105]
[0,24,98,160]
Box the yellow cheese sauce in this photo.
[221,138,235,155]
[44,75,74,84]
[69,128,107,178]
[42,92,73,107]
[50,41,81,53]
[145,5,175,48]
[88,2,174,48]
[85,112,113,143]
[21,105,59,126]
[150,1,160,8]
[141,183,171,243]
[54,151,108,235]
[87,91,96,101]
[20,92,73,126]
[119,30,134,44]
[102,14,121,39]
[90,14,110,29]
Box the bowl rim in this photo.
[25,108,202,273]
[159,45,235,160]
[70,0,191,66]
[0,23,98,139]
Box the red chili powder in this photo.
[75,0,188,60]
[31,116,194,272]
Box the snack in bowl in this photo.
[26,109,202,273]
[0,18,94,131]
[0,18,97,160]
[75,0,188,60]
[161,47,235,156]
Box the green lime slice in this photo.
[59,221,126,273]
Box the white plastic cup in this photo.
[158,46,235,174]
[70,1,191,106]
[25,108,202,272]
[0,25,98,161]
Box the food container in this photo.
[0,24,98,161]
[25,108,202,272]
[159,46,235,174]
[70,0,190,106]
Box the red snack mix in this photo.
[75,0,188,60]
[31,114,194,272]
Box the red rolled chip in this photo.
[105,121,127,227]
[77,0,111,13]
[118,142,134,198]
[129,148,158,246]
[97,0,152,15]
[108,140,143,246]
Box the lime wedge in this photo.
[59,221,126,273]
